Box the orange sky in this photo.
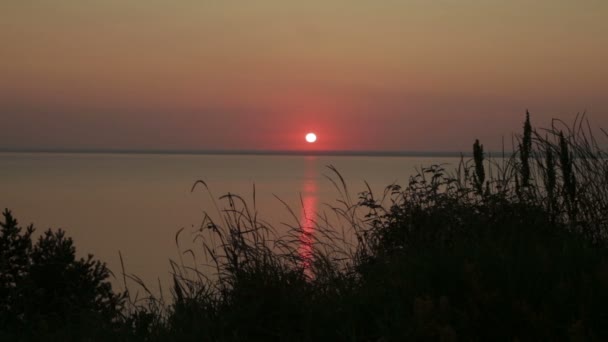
[1,1,607,151]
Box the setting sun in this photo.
[305,133,317,143]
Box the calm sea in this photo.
[0,152,460,295]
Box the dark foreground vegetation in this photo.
[2,113,608,341]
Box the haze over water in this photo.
[3,1,607,153]
[1,152,459,293]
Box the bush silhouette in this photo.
[0,209,125,340]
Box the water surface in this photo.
[0,152,459,294]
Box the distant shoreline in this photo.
[0,149,491,158]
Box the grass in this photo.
[2,112,608,341]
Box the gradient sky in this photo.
[1,1,607,152]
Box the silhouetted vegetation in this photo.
[0,210,126,341]
[2,112,608,340]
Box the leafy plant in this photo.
[0,209,126,340]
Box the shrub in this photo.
[0,209,126,340]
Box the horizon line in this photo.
[0,148,516,158]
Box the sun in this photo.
[305,132,317,143]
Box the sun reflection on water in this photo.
[299,157,318,278]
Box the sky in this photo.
[1,1,607,152]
